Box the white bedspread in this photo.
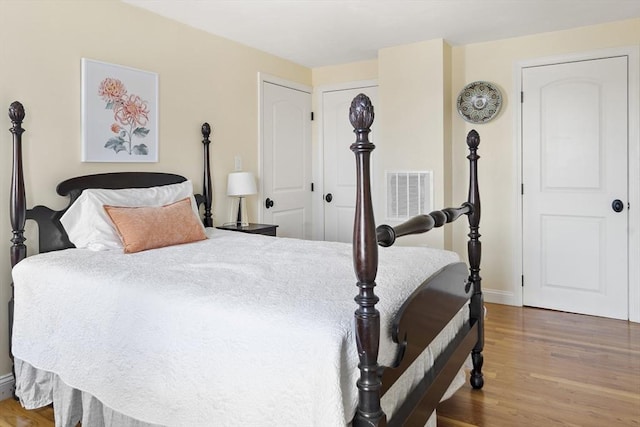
[12,229,461,426]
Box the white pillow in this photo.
[60,180,202,251]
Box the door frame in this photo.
[513,46,640,322]
[257,73,312,224]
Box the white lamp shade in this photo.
[227,172,257,196]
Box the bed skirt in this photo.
[15,359,162,426]
[16,358,466,427]
[16,338,468,427]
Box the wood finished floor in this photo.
[0,303,638,426]
[437,303,640,426]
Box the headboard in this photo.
[8,101,210,255]
[28,173,197,253]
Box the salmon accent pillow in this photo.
[104,197,206,254]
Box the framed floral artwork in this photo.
[81,58,158,162]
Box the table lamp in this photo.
[227,171,257,227]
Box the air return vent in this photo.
[386,171,433,220]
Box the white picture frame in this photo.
[81,58,158,162]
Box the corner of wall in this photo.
[443,41,454,250]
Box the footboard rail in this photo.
[376,204,472,247]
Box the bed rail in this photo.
[349,94,484,426]
[376,203,473,247]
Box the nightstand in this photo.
[216,223,278,236]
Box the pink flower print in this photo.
[99,78,150,156]
[114,94,149,127]
[98,78,127,104]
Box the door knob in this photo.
[325,193,333,203]
[612,199,624,213]
[265,198,274,209]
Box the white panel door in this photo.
[262,82,312,239]
[522,56,628,319]
[322,86,377,242]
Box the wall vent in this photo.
[386,171,433,220]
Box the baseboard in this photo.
[483,288,520,306]
[0,373,15,400]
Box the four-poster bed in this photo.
[7,95,484,426]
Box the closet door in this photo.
[522,56,629,319]
[261,81,312,239]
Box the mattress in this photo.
[12,229,466,426]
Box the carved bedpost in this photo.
[466,129,484,389]
[8,101,26,376]
[349,94,386,427]
[201,122,213,227]
[9,102,26,269]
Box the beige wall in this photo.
[378,39,451,248]
[312,60,378,87]
[0,0,310,375]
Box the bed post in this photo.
[466,130,484,389]
[8,101,26,373]
[349,94,386,427]
[201,122,213,227]
[9,102,26,268]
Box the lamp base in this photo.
[228,196,249,227]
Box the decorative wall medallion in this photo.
[456,81,502,124]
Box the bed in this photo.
[7,95,484,427]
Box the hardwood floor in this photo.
[0,303,638,426]
[0,399,52,427]
[437,303,640,426]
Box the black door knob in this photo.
[265,198,274,209]
[325,193,333,203]
[612,199,624,213]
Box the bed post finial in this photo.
[201,122,211,140]
[467,129,480,150]
[350,93,375,142]
[9,101,27,268]
[349,94,386,427]
[466,129,484,390]
[201,122,213,227]
[9,101,25,124]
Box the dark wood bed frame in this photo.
[8,95,483,426]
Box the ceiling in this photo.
[122,0,640,68]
